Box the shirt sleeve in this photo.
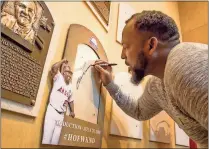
[105,76,163,121]
[53,71,62,82]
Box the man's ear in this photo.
[147,37,158,56]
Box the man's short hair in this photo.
[126,10,180,42]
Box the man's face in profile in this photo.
[15,2,36,28]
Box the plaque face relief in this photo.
[1,1,54,106]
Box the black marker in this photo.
[92,63,118,67]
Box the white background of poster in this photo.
[175,123,189,146]
[116,3,135,43]
[110,72,143,139]
[70,44,100,124]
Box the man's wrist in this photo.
[105,80,114,88]
[103,76,113,86]
[105,80,120,95]
[103,81,111,86]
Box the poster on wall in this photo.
[110,72,143,140]
[116,3,135,43]
[149,111,172,143]
[85,1,111,31]
[175,123,189,146]
[1,1,55,117]
[42,24,108,148]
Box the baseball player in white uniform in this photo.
[42,59,75,145]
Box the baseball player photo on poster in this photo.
[42,58,102,148]
[42,59,74,145]
[41,24,107,148]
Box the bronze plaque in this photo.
[1,1,54,106]
[59,117,102,148]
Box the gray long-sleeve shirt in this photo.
[106,42,208,147]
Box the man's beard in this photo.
[130,52,147,85]
[130,69,145,85]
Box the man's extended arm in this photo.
[105,77,162,121]
[94,60,162,121]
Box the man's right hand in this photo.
[93,60,113,86]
